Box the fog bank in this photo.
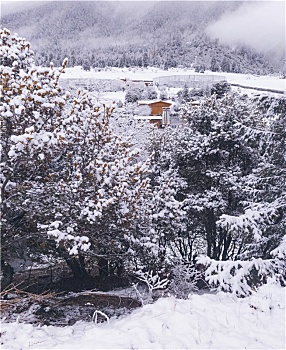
[206,1,285,55]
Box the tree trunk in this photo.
[65,256,89,279]
[1,260,14,291]
[205,209,217,259]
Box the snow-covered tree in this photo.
[125,87,144,104]
[159,88,168,101]
[141,86,158,100]
[41,95,151,278]
[147,128,191,264]
[0,29,153,283]
[210,81,231,98]
[1,28,68,272]
[169,95,257,260]
[150,93,285,264]
[219,95,286,260]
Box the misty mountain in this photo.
[1,1,281,73]
[1,1,239,46]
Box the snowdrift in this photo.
[1,283,285,349]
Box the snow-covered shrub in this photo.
[134,270,169,303]
[197,255,285,297]
[141,87,158,100]
[0,29,155,282]
[125,87,143,103]
[159,89,168,100]
[1,28,69,271]
[168,263,201,299]
[210,81,231,98]
[148,92,285,264]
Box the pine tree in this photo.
[227,95,286,259]
[150,93,285,262]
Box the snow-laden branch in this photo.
[196,255,285,297]
[135,270,169,293]
[217,203,279,241]
[45,221,91,255]
[271,235,286,259]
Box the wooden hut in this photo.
[137,100,172,116]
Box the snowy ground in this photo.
[1,283,285,349]
[59,66,286,92]
[59,66,285,106]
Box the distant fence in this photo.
[154,75,226,88]
[59,78,124,92]
[230,83,286,95]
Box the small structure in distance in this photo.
[154,74,226,89]
[136,100,172,128]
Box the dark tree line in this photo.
[33,34,271,75]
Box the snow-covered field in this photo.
[1,283,285,349]
[60,66,286,92]
[59,66,285,106]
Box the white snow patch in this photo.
[59,66,286,92]
[1,283,285,349]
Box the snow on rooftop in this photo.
[134,115,162,120]
[137,100,173,105]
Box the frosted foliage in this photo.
[41,94,151,256]
[197,256,285,297]
[1,30,67,166]
[169,264,200,299]
[218,203,279,241]
[135,270,169,296]
[1,28,151,264]
[271,235,286,259]
[0,28,34,69]
[1,28,68,223]
[44,221,91,256]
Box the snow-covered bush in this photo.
[135,105,151,116]
[210,81,231,98]
[0,29,155,282]
[148,93,285,265]
[168,263,201,299]
[134,270,169,303]
[141,87,158,100]
[125,87,143,103]
[1,28,69,271]
[197,255,285,297]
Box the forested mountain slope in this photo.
[1,1,283,74]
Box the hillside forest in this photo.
[1,1,284,75]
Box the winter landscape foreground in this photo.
[1,283,285,350]
[1,62,285,348]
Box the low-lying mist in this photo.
[206,1,285,58]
